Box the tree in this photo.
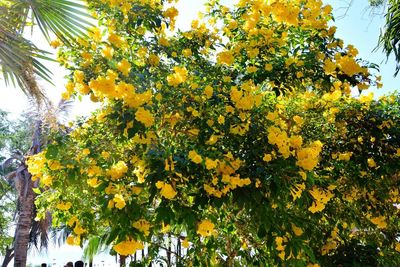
[29,0,399,266]
[0,111,33,267]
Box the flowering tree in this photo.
[28,0,400,266]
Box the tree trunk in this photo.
[13,168,34,267]
[1,246,14,267]
[119,255,126,267]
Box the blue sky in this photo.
[1,0,398,265]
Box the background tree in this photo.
[0,111,32,266]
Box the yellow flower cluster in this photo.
[296,141,323,171]
[66,235,81,246]
[132,219,151,236]
[308,186,334,213]
[368,215,387,229]
[197,219,215,237]
[112,194,126,209]
[167,66,188,87]
[135,107,155,127]
[275,236,286,260]
[321,228,338,255]
[216,50,234,66]
[26,152,46,181]
[188,150,202,164]
[155,181,177,199]
[56,201,72,211]
[290,183,305,201]
[230,82,262,110]
[107,161,128,180]
[113,239,144,256]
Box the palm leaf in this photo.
[378,0,400,76]
[18,0,94,44]
[0,26,52,101]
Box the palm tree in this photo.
[0,1,92,266]
[1,100,73,267]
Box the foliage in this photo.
[28,0,399,266]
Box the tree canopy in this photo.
[27,0,399,266]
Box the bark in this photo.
[13,115,42,267]
[13,168,34,267]
[119,255,126,267]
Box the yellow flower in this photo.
[159,36,169,46]
[87,177,102,188]
[108,32,125,48]
[102,46,114,60]
[56,201,72,211]
[108,161,128,180]
[155,181,177,199]
[182,48,192,57]
[67,216,78,227]
[50,39,63,49]
[290,183,305,201]
[263,153,272,162]
[82,148,90,156]
[290,135,303,149]
[291,224,304,236]
[135,107,155,127]
[101,151,110,159]
[204,85,213,99]
[66,235,80,246]
[265,63,273,71]
[367,158,377,168]
[337,55,363,76]
[167,67,188,87]
[117,59,131,76]
[132,219,151,236]
[113,239,144,256]
[217,115,225,124]
[182,238,190,248]
[369,215,387,229]
[308,187,334,213]
[217,50,234,66]
[205,158,218,170]
[161,222,170,233]
[148,54,160,66]
[197,219,215,237]
[74,224,86,235]
[163,7,179,21]
[188,150,202,164]
[113,194,126,209]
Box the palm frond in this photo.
[378,0,400,75]
[0,26,51,103]
[18,0,94,44]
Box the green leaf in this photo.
[45,145,59,159]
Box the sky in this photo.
[0,0,399,265]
